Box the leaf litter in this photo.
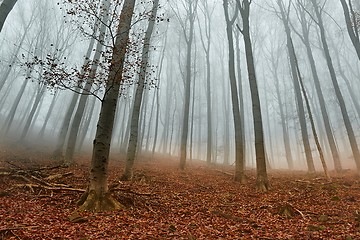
[0,150,360,239]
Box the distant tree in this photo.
[309,0,360,174]
[170,0,199,170]
[275,0,315,173]
[198,0,215,165]
[0,0,18,32]
[121,0,160,180]
[293,0,342,172]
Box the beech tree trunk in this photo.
[223,0,245,183]
[238,0,269,191]
[277,0,315,173]
[294,3,342,172]
[310,0,360,174]
[178,0,198,170]
[77,0,136,212]
[121,0,159,180]
[64,0,110,166]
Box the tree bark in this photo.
[223,0,245,183]
[0,0,18,32]
[310,0,360,174]
[64,0,110,166]
[294,3,342,172]
[77,0,136,212]
[238,0,269,191]
[277,0,315,173]
[121,0,159,180]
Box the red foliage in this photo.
[1,150,360,239]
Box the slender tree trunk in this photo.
[38,90,59,139]
[64,0,110,166]
[294,5,342,172]
[77,0,136,212]
[291,41,330,179]
[311,0,360,174]
[2,69,31,134]
[223,0,245,182]
[19,83,46,140]
[277,0,315,173]
[238,0,269,191]
[179,1,198,170]
[120,0,159,180]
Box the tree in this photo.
[276,0,315,173]
[223,0,245,182]
[63,0,112,166]
[292,0,342,172]
[76,0,137,212]
[340,0,360,60]
[237,0,269,191]
[121,0,160,180]
[171,0,199,170]
[198,0,214,165]
[0,0,18,32]
[309,0,360,174]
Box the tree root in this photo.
[256,178,270,192]
[76,190,124,212]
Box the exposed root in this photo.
[119,171,133,181]
[256,177,270,192]
[234,174,247,184]
[76,190,124,212]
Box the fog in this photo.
[0,0,360,173]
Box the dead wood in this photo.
[12,183,85,192]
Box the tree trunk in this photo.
[294,4,342,172]
[64,0,110,166]
[223,0,245,182]
[340,0,360,61]
[311,0,360,174]
[277,0,315,173]
[19,83,46,140]
[238,0,269,191]
[179,1,198,170]
[120,0,159,180]
[0,0,18,32]
[77,0,136,212]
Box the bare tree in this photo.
[121,0,160,180]
[292,0,342,172]
[276,0,315,173]
[309,0,360,174]
[237,0,269,190]
[223,0,245,182]
[171,0,199,170]
[77,0,137,212]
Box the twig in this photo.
[0,225,38,231]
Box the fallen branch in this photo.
[213,169,233,176]
[0,225,38,231]
[13,183,85,192]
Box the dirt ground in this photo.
[1,146,360,239]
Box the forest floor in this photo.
[1,145,360,239]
